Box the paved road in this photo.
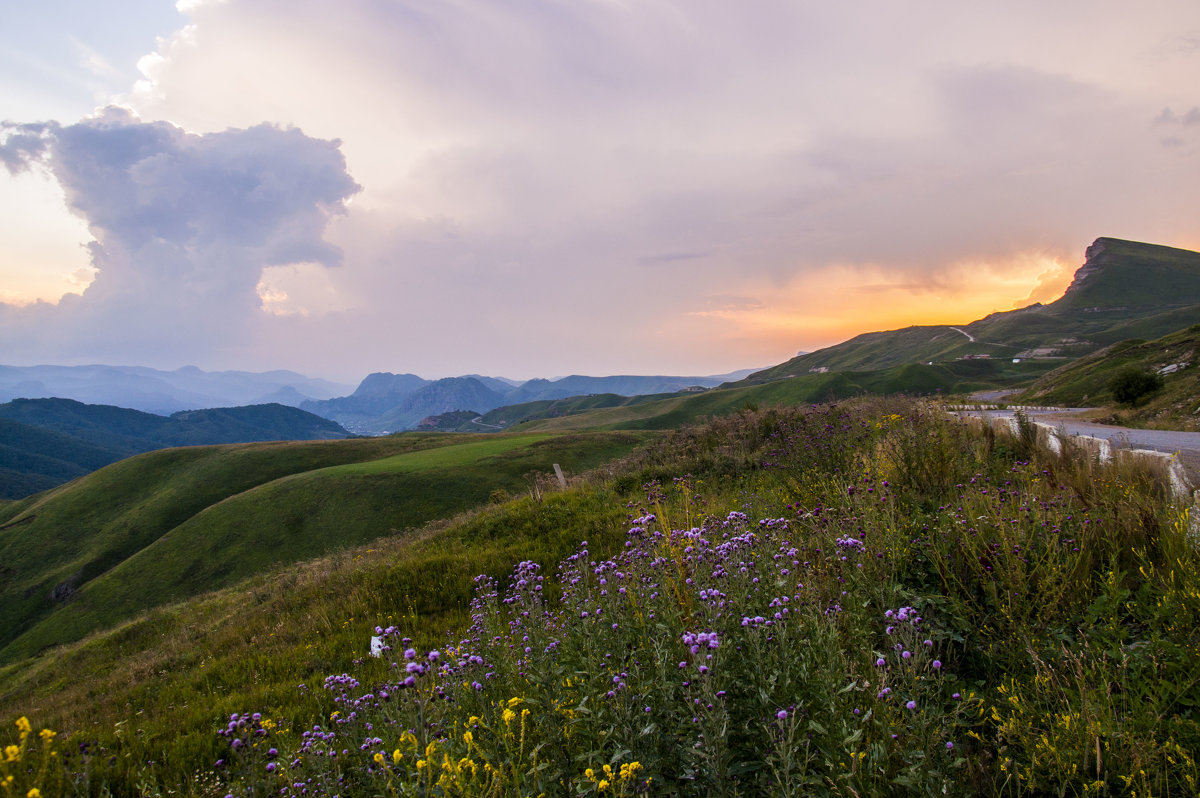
[956,407,1200,488]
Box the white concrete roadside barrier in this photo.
[951,409,1200,544]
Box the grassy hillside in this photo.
[1018,324,1200,429]
[1050,237,1200,312]
[0,398,1194,796]
[0,430,645,664]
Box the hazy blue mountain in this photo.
[252,385,315,407]
[299,372,431,431]
[462,374,524,393]
[301,371,764,433]
[502,374,724,405]
[0,365,353,414]
[372,377,509,433]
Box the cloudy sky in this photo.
[2,1,1198,381]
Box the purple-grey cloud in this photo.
[0,107,359,366]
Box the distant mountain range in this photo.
[0,399,349,499]
[0,364,354,415]
[300,370,760,434]
[0,362,760,436]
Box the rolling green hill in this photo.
[0,398,351,498]
[745,237,1200,384]
[0,430,644,664]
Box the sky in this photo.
[2,1,1199,382]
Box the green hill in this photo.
[745,237,1200,384]
[0,398,352,498]
[1017,324,1200,430]
[0,430,644,664]
[0,418,126,499]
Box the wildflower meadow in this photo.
[5,399,1198,796]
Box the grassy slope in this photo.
[1018,324,1200,429]
[0,486,642,790]
[1049,237,1200,312]
[0,431,645,664]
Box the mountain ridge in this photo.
[744,237,1200,384]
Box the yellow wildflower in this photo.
[598,780,610,791]
[620,761,643,780]
[393,749,402,764]
[38,729,55,742]
[502,708,516,725]
[4,745,19,762]
[374,752,385,765]
[463,731,473,745]
[28,790,42,798]
[507,697,522,708]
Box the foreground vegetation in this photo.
[3,397,1198,796]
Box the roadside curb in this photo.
[949,409,1200,541]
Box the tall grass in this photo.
[4,398,1197,796]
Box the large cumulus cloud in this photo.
[0,108,359,365]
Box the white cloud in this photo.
[0,108,359,367]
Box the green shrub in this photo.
[1109,366,1163,406]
